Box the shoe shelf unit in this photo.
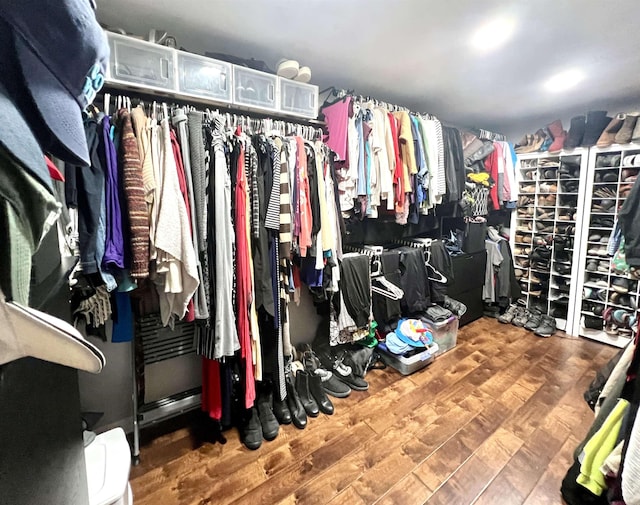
[511,149,590,336]
[573,145,640,348]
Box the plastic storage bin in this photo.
[177,51,232,103]
[233,66,278,111]
[85,427,132,505]
[279,79,319,119]
[107,32,175,91]
[423,315,459,355]
[377,342,439,375]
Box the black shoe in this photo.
[321,370,352,398]
[285,372,307,429]
[272,393,292,425]
[612,277,630,294]
[256,389,279,440]
[295,371,319,417]
[240,407,262,450]
[308,372,334,415]
[534,315,557,337]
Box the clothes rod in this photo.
[102,80,326,127]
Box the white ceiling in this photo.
[97,0,640,137]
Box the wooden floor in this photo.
[129,317,617,505]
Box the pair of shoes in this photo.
[561,180,579,193]
[443,296,467,318]
[595,153,621,168]
[498,304,519,324]
[241,384,282,450]
[534,315,557,337]
[524,310,543,331]
[277,59,311,82]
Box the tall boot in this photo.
[256,386,279,441]
[272,386,292,425]
[615,113,639,144]
[240,407,262,450]
[295,371,319,417]
[547,120,566,152]
[285,372,307,429]
[565,115,586,149]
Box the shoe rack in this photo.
[573,145,640,348]
[511,148,590,336]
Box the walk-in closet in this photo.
[1,1,640,505]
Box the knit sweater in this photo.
[117,109,149,278]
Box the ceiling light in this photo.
[544,69,585,92]
[471,18,516,52]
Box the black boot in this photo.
[285,373,307,429]
[295,371,319,417]
[240,407,262,450]
[272,391,292,425]
[308,371,334,415]
[256,388,279,441]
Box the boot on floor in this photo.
[256,387,279,440]
[285,371,307,429]
[240,407,262,451]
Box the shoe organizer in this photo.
[176,51,232,103]
[279,79,319,119]
[106,32,175,91]
[511,150,590,335]
[233,66,278,111]
[574,145,640,347]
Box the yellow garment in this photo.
[393,111,416,191]
[577,398,629,496]
[468,172,491,187]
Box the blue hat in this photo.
[394,318,433,348]
[0,0,109,166]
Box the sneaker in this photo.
[534,315,557,337]
[512,308,530,327]
[524,311,544,331]
[498,304,519,324]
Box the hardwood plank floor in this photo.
[129,317,618,505]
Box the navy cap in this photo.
[0,0,109,166]
[0,80,52,194]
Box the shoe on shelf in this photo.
[614,113,639,144]
[596,115,624,148]
[534,315,557,337]
[565,115,586,149]
[612,277,630,293]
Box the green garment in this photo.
[0,148,60,305]
[577,398,629,496]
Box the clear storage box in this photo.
[177,51,232,103]
[106,32,176,91]
[233,66,278,111]
[423,315,459,355]
[377,341,439,375]
[279,79,319,119]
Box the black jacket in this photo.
[618,176,640,266]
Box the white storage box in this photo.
[233,66,278,111]
[106,32,175,91]
[279,79,319,119]
[177,51,232,103]
[85,427,133,505]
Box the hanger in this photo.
[371,277,404,300]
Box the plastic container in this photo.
[279,79,319,119]
[176,51,232,103]
[233,66,278,111]
[423,316,459,355]
[107,32,175,91]
[85,427,133,505]
[377,341,439,375]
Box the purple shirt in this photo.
[101,115,125,270]
[322,96,351,161]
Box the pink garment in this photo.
[296,136,313,256]
[202,358,222,420]
[321,97,351,161]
